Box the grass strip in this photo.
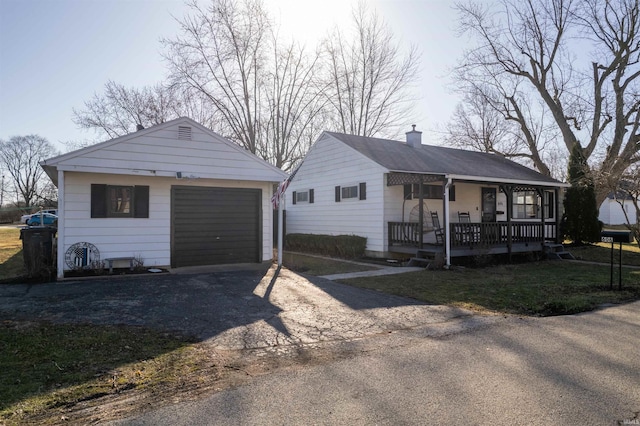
[0,321,196,425]
[339,261,640,316]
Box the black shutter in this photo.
[404,184,412,200]
[335,186,341,202]
[359,182,366,200]
[292,191,297,205]
[134,185,150,218]
[91,184,107,218]
[309,189,314,204]
[450,185,456,202]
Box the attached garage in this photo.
[171,186,262,267]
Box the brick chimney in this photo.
[405,125,422,148]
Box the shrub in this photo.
[285,234,367,259]
[563,143,601,244]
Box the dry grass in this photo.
[0,227,24,280]
[282,251,378,275]
[569,241,640,266]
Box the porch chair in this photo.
[457,211,473,243]
[430,211,445,244]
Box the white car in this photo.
[22,209,58,224]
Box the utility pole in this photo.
[0,174,4,207]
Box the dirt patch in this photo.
[28,337,379,425]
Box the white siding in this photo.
[286,134,387,252]
[600,199,635,225]
[383,182,483,223]
[61,172,274,271]
[50,119,285,183]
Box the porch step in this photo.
[407,257,432,268]
[547,251,576,260]
[407,249,442,269]
[543,243,575,260]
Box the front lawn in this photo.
[0,321,197,425]
[339,261,640,316]
[569,241,640,266]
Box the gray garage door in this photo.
[171,186,262,268]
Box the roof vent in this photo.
[178,126,192,140]
[405,124,422,148]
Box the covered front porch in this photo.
[388,220,558,258]
[384,172,565,264]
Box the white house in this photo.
[599,193,637,225]
[285,128,569,264]
[41,117,287,279]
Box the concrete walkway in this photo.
[319,266,424,280]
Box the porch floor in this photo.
[389,242,546,258]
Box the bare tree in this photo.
[72,80,213,142]
[445,85,562,177]
[0,135,58,207]
[455,0,640,203]
[321,3,420,138]
[445,87,520,154]
[260,39,327,170]
[163,0,269,155]
[163,0,326,171]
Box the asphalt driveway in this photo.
[0,264,473,350]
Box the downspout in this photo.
[444,177,452,268]
[418,177,424,248]
[56,169,65,280]
[277,189,285,267]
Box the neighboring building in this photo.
[285,128,569,265]
[41,117,287,279]
[599,193,637,225]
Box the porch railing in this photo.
[388,221,557,248]
[388,221,422,247]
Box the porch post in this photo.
[444,178,452,267]
[502,185,513,260]
[555,188,561,243]
[418,177,424,248]
[537,187,545,248]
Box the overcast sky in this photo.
[0,0,471,153]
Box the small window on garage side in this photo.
[91,184,149,218]
[108,186,132,216]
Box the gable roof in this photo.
[41,117,287,185]
[324,132,566,187]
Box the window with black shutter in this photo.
[359,182,366,200]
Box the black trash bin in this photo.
[20,227,56,278]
